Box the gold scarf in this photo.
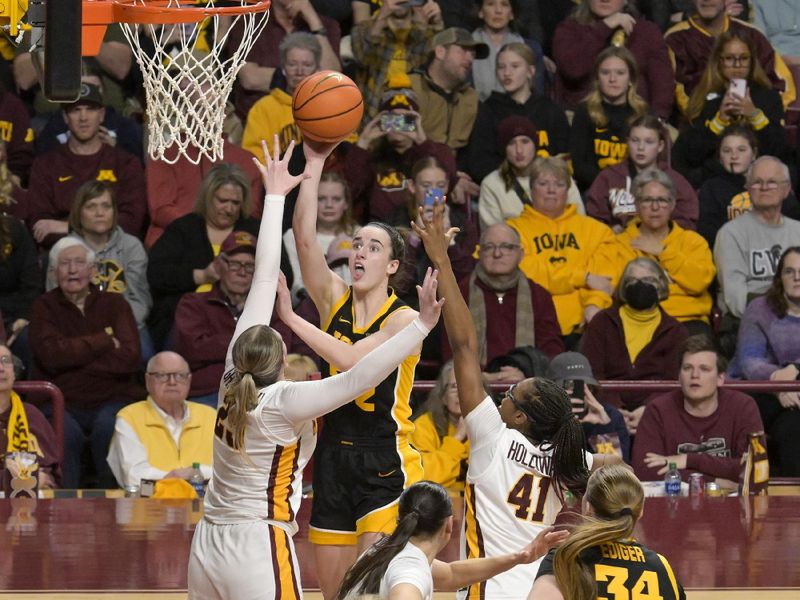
[6,392,42,456]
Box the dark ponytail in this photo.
[334,481,452,600]
[519,378,590,497]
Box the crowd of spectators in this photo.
[2,0,800,489]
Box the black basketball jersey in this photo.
[536,539,686,600]
[320,287,418,441]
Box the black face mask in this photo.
[625,280,659,310]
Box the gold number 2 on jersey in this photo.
[596,564,664,600]
[506,473,552,522]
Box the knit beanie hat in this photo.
[497,115,537,152]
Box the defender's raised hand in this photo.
[253,135,308,196]
[416,267,445,331]
[410,200,459,267]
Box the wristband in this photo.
[310,27,327,36]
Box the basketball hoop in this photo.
[83,0,271,164]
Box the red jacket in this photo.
[441,273,565,365]
[28,143,146,244]
[553,17,674,118]
[580,304,688,410]
[632,388,763,482]
[30,288,143,410]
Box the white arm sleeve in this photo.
[271,318,430,425]
[226,194,285,363]
[465,396,507,476]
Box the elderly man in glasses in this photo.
[173,231,258,408]
[441,223,564,384]
[107,351,216,489]
[30,237,143,488]
[715,156,800,320]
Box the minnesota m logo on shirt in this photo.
[97,169,117,182]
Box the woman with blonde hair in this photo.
[187,139,443,600]
[569,46,649,191]
[673,30,786,188]
[467,41,570,183]
[530,465,685,600]
[147,162,293,349]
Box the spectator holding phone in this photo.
[672,31,787,188]
[549,351,630,462]
[398,156,479,305]
[344,77,457,222]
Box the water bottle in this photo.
[189,462,205,498]
[664,462,681,497]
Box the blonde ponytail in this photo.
[553,465,644,600]
[225,324,284,457]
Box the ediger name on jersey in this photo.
[508,439,552,475]
[600,542,646,563]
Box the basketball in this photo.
[292,70,364,143]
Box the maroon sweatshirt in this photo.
[553,17,674,118]
[30,288,143,410]
[581,304,688,410]
[27,143,146,244]
[632,388,763,482]
[0,90,33,183]
[585,160,699,231]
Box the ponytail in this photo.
[223,372,260,457]
[334,512,420,599]
[553,465,644,600]
[549,414,592,498]
[225,325,284,458]
[334,481,452,600]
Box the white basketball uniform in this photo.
[458,397,593,600]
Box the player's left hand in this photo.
[411,200,459,267]
[516,526,570,564]
[253,136,309,197]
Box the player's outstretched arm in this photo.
[228,137,306,359]
[432,527,569,591]
[279,268,444,424]
[411,201,484,417]
[292,139,348,317]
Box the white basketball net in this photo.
[118,0,270,164]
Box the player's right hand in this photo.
[416,267,444,331]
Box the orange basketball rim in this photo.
[80,0,271,56]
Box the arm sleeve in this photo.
[465,105,501,183]
[464,396,507,478]
[641,23,675,119]
[569,107,601,190]
[122,238,152,326]
[585,171,614,225]
[226,194,285,362]
[272,318,430,425]
[697,183,726,248]
[670,177,699,231]
[107,418,169,487]
[478,175,506,230]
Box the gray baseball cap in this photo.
[548,352,598,386]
